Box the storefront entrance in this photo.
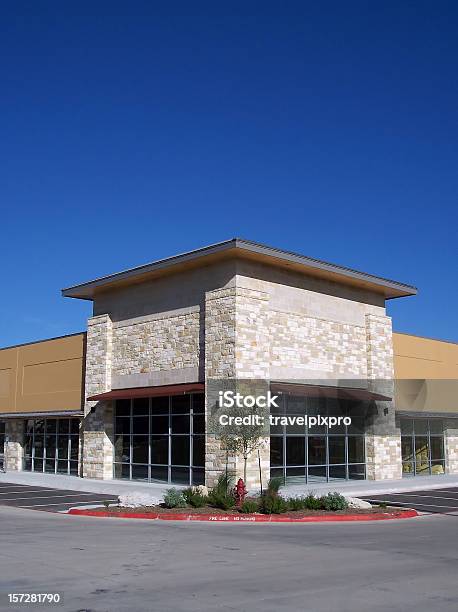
[400,417,445,476]
[23,418,80,475]
[113,393,205,485]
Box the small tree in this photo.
[215,403,266,485]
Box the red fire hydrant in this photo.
[233,478,247,508]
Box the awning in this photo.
[87,382,205,402]
[0,410,84,419]
[271,382,391,402]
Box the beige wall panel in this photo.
[0,334,85,415]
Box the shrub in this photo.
[163,488,187,509]
[239,499,259,513]
[266,476,283,496]
[287,497,306,511]
[208,473,236,510]
[259,493,289,514]
[182,488,208,508]
[320,492,349,511]
[303,494,323,510]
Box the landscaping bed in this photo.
[66,476,418,521]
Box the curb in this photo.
[67,508,419,522]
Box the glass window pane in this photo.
[151,415,168,434]
[133,398,149,415]
[192,414,205,434]
[270,467,284,480]
[45,459,55,473]
[402,462,414,475]
[308,436,326,465]
[401,437,414,462]
[70,461,79,475]
[132,416,149,434]
[192,436,205,467]
[58,419,70,434]
[192,468,205,485]
[150,436,169,464]
[114,435,130,463]
[132,436,149,463]
[57,460,69,474]
[151,397,169,414]
[150,466,168,482]
[33,435,44,457]
[286,467,306,478]
[414,420,428,435]
[429,420,444,435]
[171,467,190,484]
[286,437,305,465]
[192,394,205,413]
[57,436,69,459]
[285,395,306,416]
[25,420,34,435]
[307,465,327,481]
[24,435,33,457]
[33,458,43,472]
[400,419,413,435]
[171,395,191,414]
[431,460,445,475]
[430,437,444,460]
[270,436,283,467]
[45,435,56,455]
[114,463,130,479]
[34,419,45,434]
[131,464,149,480]
[328,437,345,464]
[329,465,346,480]
[172,415,189,434]
[348,437,365,464]
[46,419,57,434]
[307,401,326,434]
[171,436,190,466]
[348,464,365,480]
[347,417,365,434]
[116,399,131,416]
[24,457,32,471]
[70,437,79,461]
[70,419,80,434]
[115,417,131,435]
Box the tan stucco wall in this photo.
[0,333,85,415]
[393,333,458,414]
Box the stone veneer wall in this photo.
[82,314,114,479]
[112,310,200,376]
[445,426,458,474]
[5,419,24,471]
[364,314,402,480]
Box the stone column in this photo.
[82,314,114,479]
[5,419,24,472]
[204,288,237,488]
[445,422,458,475]
[234,287,271,489]
[364,313,402,480]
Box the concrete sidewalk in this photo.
[2,470,458,500]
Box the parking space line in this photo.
[383,493,458,501]
[367,499,458,509]
[0,489,58,495]
[0,493,113,501]
[17,500,118,508]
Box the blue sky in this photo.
[1,1,457,346]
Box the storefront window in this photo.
[400,418,445,476]
[23,418,80,475]
[113,393,205,485]
[270,396,366,482]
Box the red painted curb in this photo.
[67,508,418,522]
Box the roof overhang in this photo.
[87,382,205,402]
[271,382,391,402]
[0,411,84,419]
[62,238,417,301]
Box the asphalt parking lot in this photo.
[0,481,118,512]
[364,487,458,514]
